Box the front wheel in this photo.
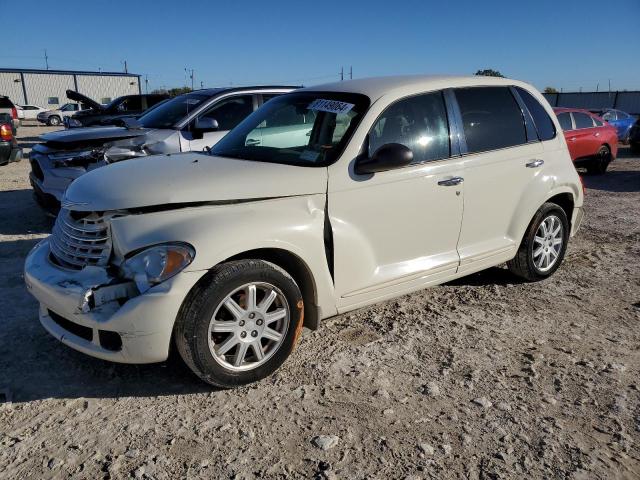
[507,203,569,282]
[586,145,610,175]
[47,116,61,126]
[174,260,304,388]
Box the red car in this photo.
[554,108,617,174]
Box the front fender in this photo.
[109,194,336,318]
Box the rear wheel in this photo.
[47,116,61,126]
[586,145,610,175]
[508,203,569,282]
[174,260,304,388]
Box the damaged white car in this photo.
[25,75,584,388]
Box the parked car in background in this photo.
[64,90,170,128]
[0,95,19,128]
[554,108,617,174]
[29,86,297,213]
[629,117,640,154]
[16,104,46,120]
[24,75,584,388]
[0,113,22,166]
[37,102,91,126]
[594,108,636,142]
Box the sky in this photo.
[2,0,639,93]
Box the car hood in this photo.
[40,126,150,144]
[66,90,104,111]
[63,152,328,211]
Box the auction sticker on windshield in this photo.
[308,99,354,115]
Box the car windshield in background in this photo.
[138,92,210,129]
[211,92,370,167]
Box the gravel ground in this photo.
[1,125,639,479]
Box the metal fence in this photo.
[543,91,640,115]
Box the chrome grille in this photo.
[50,209,111,270]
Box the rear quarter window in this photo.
[516,87,556,141]
[455,86,527,154]
[557,112,573,131]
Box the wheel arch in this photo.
[221,248,321,330]
[545,191,574,229]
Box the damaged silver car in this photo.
[29,86,296,214]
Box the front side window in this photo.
[516,87,556,141]
[138,92,212,129]
[369,91,450,163]
[616,111,629,119]
[60,104,77,111]
[557,112,573,131]
[199,95,254,131]
[573,112,594,129]
[601,110,616,121]
[593,117,604,126]
[455,87,527,154]
[118,96,143,112]
[211,92,370,167]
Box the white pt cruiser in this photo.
[25,76,584,388]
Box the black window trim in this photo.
[510,86,552,143]
[363,88,459,168]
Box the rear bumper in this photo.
[570,206,584,237]
[24,239,203,364]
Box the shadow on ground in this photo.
[0,189,53,235]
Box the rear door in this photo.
[453,86,548,274]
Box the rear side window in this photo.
[455,87,526,154]
[369,91,450,163]
[516,87,556,141]
[557,112,573,131]
[574,113,594,129]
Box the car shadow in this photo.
[445,266,524,287]
[582,170,640,193]
[0,189,53,235]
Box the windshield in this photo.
[138,92,210,129]
[211,92,370,167]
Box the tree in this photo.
[474,69,505,78]
[544,87,559,94]
[150,87,192,97]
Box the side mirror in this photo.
[355,143,413,174]
[194,117,219,132]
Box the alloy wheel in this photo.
[532,215,563,272]
[208,282,290,371]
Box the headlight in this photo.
[49,149,103,167]
[121,243,195,293]
[66,118,83,128]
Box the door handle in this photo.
[245,139,260,146]
[594,132,600,137]
[526,159,544,168]
[570,137,577,141]
[438,176,464,186]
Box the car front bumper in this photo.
[24,239,203,364]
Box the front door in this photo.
[180,94,255,151]
[329,90,464,310]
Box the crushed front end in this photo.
[24,208,197,364]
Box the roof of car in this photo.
[193,86,299,96]
[301,75,534,101]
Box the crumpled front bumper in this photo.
[24,239,203,364]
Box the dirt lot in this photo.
[1,125,639,479]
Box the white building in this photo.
[0,68,141,108]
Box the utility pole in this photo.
[200,81,204,89]
[185,68,194,90]
[44,49,49,70]
[349,66,352,80]
[340,66,344,81]
[123,60,128,73]
[596,82,599,92]
[145,74,149,94]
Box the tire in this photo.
[586,145,610,175]
[507,202,570,282]
[631,142,640,155]
[174,259,304,388]
[47,116,61,126]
